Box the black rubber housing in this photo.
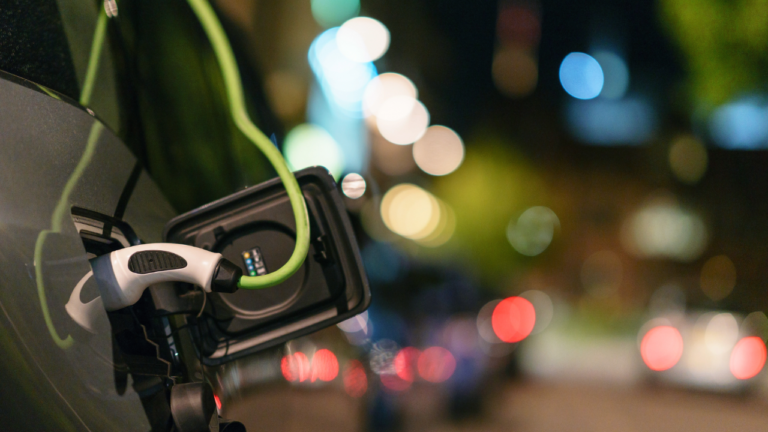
[163,167,371,365]
[211,258,241,293]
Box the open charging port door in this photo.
[163,167,371,365]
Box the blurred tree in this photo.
[660,0,768,106]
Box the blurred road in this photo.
[223,380,768,432]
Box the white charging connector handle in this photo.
[91,244,241,311]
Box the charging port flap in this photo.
[163,167,370,365]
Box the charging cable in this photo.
[184,0,310,290]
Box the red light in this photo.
[640,326,684,371]
[491,297,536,343]
[281,352,311,382]
[730,336,767,380]
[394,347,421,382]
[343,360,368,397]
[380,372,411,392]
[311,349,339,382]
[417,347,456,383]
[213,394,222,411]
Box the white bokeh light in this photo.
[376,98,430,145]
[363,73,418,119]
[413,125,465,176]
[337,17,391,63]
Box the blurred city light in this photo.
[476,300,503,344]
[370,339,399,375]
[700,255,737,301]
[492,47,538,97]
[491,296,536,343]
[311,349,339,382]
[380,184,454,244]
[669,134,708,184]
[281,352,312,382]
[730,337,767,380]
[309,28,377,117]
[376,97,430,145]
[593,50,629,100]
[621,197,707,261]
[742,311,768,339]
[519,290,554,334]
[412,125,465,176]
[363,73,418,119]
[380,371,412,392]
[394,347,421,382]
[506,206,559,256]
[311,0,360,28]
[337,310,369,334]
[496,6,540,48]
[565,98,657,145]
[414,199,456,247]
[341,172,366,198]
[704,313,739,355]
[283,123,345,179]
[417,347,456,383]
[214,394,222,411]
[580,250,623,298]
[337,17,390,63]
[709,98,768,149]
[343,360,368,397]
[559,52,604,100]
[640,325,684,371]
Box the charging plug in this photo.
[90,244,241,311]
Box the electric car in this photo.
[0,2,369,431]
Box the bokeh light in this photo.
[412,125,465,176]
[380,184,453,244]
[506,206,560,256]
[343,360,368,397]
[363,73,418,120]
[730,337,767,380]
[491,297,536,343]
[417,347,456,383]
[700,255,737,301]
[341,173,366,199]
[742,311,768,339]
[283,123,345,179]
[621,197,707,261]
[566,98,656,145]
[309,28,377,117]
[476,300,502,344]
[559,52,604,100]
[492,47,538,97]
[519,290,554,334]
[704,313,739,354]
[380,371,412,392]
[592,50,629,100]
[337,310,369,334]
[376,97,430,145]
[709,99,768,150]
[337,17,390,63]
[311,0,360,28]
[311,349,339,382]
[393,347,421,382]
[580,250,623,298]
[669,135,708,184]
[496,6,540,47]
[370,339,399,375]
[640,326,684,371]
[281,352,311,382]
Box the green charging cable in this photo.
[185,0,310,289]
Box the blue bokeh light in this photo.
[559,52,604,100]
[593,51,629,100]
[566,98,657,145]
[709,99,768,149]
[308,28,377,118]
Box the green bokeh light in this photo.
[311,0,360,28]
[283,123,345,180]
